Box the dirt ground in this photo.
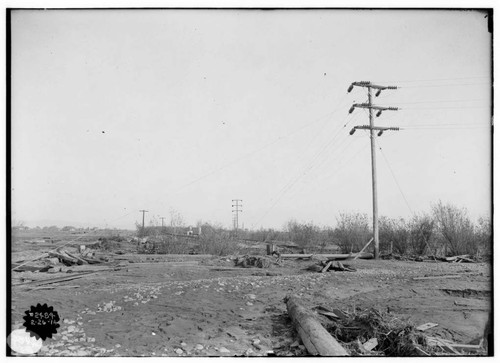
[10,241,491,357]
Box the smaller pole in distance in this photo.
[139,210,148,230]
[232,199,243,231]
[160,217,166,228]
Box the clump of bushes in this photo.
[334,213,371,253]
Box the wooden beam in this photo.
[285,294,349,356]
[413,275,462,281]
[354,238,374,260]
[321,261,333,273]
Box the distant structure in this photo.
[186,226,202,237]
[232,199,243,231]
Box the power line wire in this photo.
[373,76,490,84]
[376,140,413,215]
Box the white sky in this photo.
[10,8,492,229]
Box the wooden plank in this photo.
[317,311,339,319]
[354,238,373,260]
[285,294,349,356]
[12,272,95,287]
[321,261,333,273]
[413,275,462,281]
[416,322,438,331]
[64,250,89,265]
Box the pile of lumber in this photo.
[12,245,111,273]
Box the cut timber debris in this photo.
[416,322,438,331]
[284,294,349,356]
[413,275,462,281]
[426,336,484,352]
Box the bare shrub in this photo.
[379,217,409,255]
[475,216,492,259]
[432,201,477,256]
[284,220,320,248]
[198,224,237,256]
[408,214,435,255]
[334,213,371,253]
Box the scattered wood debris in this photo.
[307,260,356,273]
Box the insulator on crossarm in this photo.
[376,110,382,117]
[349,106,355,114]
[375,90,382,97]
[377,130,384,136]
[347,84,354,93]
[349,128,356,135]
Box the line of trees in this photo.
[134,201,491,259]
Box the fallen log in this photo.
[285,294,349,356]
[12,264,52,273]
[281,254,314,259]
[281,253,373,260]
[327,252,373,261]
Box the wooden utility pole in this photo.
[139,210,148,230]
[160,217,166,227]
[347,81,398,259]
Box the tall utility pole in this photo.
[347,81,398,259]
[160,217,166,228]
[232,199,243,230]
[139,210,148,230]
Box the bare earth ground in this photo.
[11,241,491,357]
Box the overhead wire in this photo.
[251,105,370,227]
[376,139,414,215]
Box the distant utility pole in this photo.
[347,81,399,259]
[232,199,243,231]
[160,217,166,227]
[139,210,148,230]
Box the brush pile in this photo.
[323,307,429,356]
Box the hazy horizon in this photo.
[11,9,492,230]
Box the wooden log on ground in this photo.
[326,252,373,260]
[281,253,373,260]
[285,294,349,356]
[280,254,314,259]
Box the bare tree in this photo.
[432,201,476,256]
